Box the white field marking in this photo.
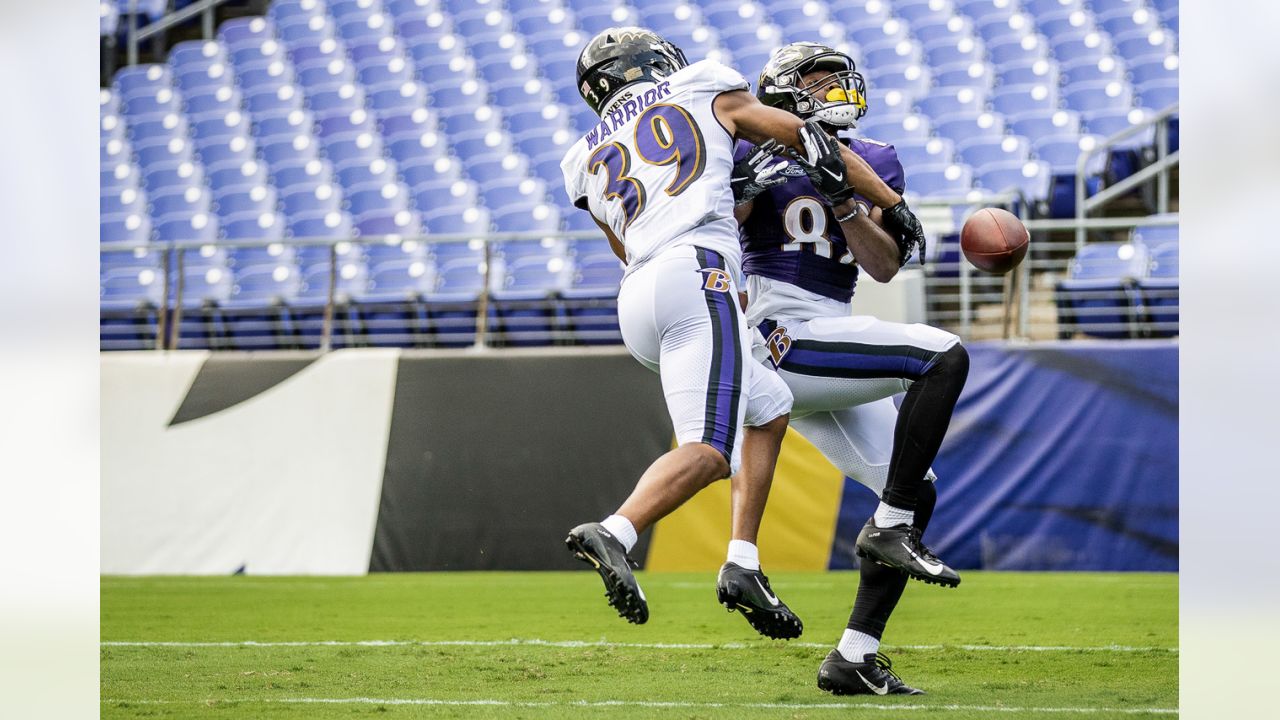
[101,639,1178,653]
[100,697,1179,714]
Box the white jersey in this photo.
[561,59,748,279]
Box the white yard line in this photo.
[101,697,1178,714]
[101,639,1178,652]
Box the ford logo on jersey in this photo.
[779,164,808,178]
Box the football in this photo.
[961,208,1030,275]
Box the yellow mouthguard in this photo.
[825,87,866,108]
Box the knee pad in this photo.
[932,342,969,379]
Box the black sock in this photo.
[881,344,968,511]
[847,482,937,638]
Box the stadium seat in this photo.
[191,112,246,142]
[237,62,296,94]
[245,85,305,114]
[907,163,974,199]
[893,137,957,170]
[355,208,423,238]
[1129,55,1179,87]
[101,212,153,246]
[1059,55,1127,87]
[144,160,206,194]
[1136,79,1179,111]
[197,135,258,171]
[561,253,623,345]
[1055,242,1150,339]
[1138,240,1178,337]
[151,186,213,220]
[272,157,335,192]
[220,263,303,349]
[387,133,449,168]
[958,135,1031,173]
[976,159,1052,205]
[101,186,148,218]
[489,254,568,346]
[135,138,195,170]
[209,161,271,192]
[991,83,1059,117]
[932,111,1007,146]
[915,86,988,119]
[857,113,933,146]
[154,212,220,244]
[213,185,278,220]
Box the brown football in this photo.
[960,208,1030,275]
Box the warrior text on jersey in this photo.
[561,60,750,279]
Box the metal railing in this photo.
[100,229,617,352]
[101,211,1178,353]
[125,0,234,67]
[1075,102,1180,249]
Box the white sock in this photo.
[600,514,638,553]
[873,501,914,527]
[726,539,760,571]
[837,629,880,663]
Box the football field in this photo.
[101,571,1177,718]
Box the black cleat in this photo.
[716,562,803,640]
[855,520,960,588]
[565,522,648,624]
[817,650,924,696]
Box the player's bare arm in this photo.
[714,90,903,209]
[832,200,899,282]
[591,215,627,264]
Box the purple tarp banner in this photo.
[831,340,1178,572]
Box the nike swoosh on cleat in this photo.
[900,542,945,575]
[855,670,889,695]
[754,577,780,606]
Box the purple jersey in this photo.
[736,136,905,303]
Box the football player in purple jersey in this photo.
[728,43,971,695]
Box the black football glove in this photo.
[730,139,789,206]
[882,200,927,266]
[790,119,856,206]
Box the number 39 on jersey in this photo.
[586,103,706,228]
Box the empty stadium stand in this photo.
[102,0,1179,349]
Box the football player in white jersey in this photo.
[731,43,971,694]
[560,27,932,632]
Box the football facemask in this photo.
[758,43,869,129]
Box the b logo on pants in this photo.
[701,268,732,293]
[765,326,792,367]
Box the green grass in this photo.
[101,572,1177,719]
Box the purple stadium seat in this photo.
[976,159,1052,202]
[907,164,975,199]
[915,86,988,119]
[131,112,190,147]
[154,212,220,244]
[150,186,213,220]
[355,208,424,237]
[143,160,206,194]
[1009,108,1082,139]
[101,212,153,245]
[932,110,1007,146]
[245,85,306,114]
[991,83,1059,117]
[213,185,278,220]
[336,157,400,192]
[958,135,1032,172]
[401,156,465,192]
